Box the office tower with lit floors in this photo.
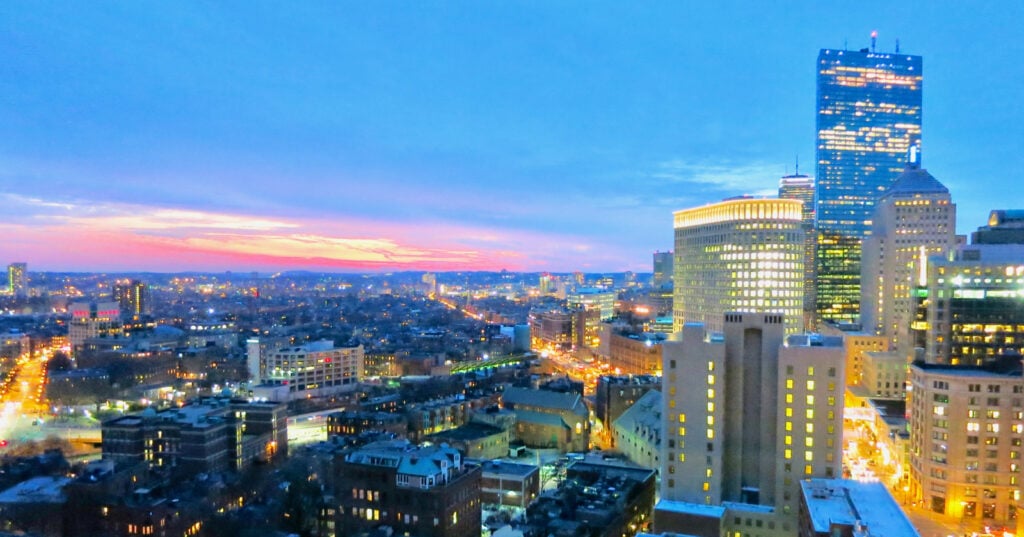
[673,197,805,335]
[778,173,817,327]
[906,212,1024,530]
[860,164,956,349]
[655,313,845,537]
[815,43,923,323]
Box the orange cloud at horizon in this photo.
[0,194,591,271]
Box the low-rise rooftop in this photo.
[800,479,919,537]
[0,476,70,504]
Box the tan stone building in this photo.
[909,362,1024,524]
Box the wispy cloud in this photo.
[184,233,479,265]
[2,194,297,233]
[69,208,298,233]
[650,159,782,197]
[0,193,624,271]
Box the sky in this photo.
[2,2,1022,273]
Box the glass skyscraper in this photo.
[779,174,816,325]
[815,48,922,323]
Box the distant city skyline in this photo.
[2,3,1022,272]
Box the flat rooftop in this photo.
[0,476,70,504]
[655,499,725,518]
[800,479,919,537]
[480,460,538,477]
[426,422,504,441]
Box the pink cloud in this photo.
[0,199,624,272]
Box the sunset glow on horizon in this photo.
[3,4,1022,273]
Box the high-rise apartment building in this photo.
[7,263,26,298]
[68,301,121,352]
[778,174,816,325]
[653,251,673,288]
[113,279,147,319]
[815,47,923,323]
[860,165,956,349]
[656,313,845,537]
[673,197,805,335]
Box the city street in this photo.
[844,422,1006,537]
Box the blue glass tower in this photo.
[815,47,923,323]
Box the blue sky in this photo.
[2,2,1022,272]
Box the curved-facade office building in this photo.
[673,197,805,335]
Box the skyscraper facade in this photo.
[652,250,673,288]
[673,197,805,335]
[860,165,956,349]
[815,47,923,323]
[920,243,1024,367]
[657,313,845,536]
[778,174,816,325]
[113,279,147,320]
[7,263,26,298]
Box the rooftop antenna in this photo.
[795,155,800,176]
[895,38,900,53]
[843,38,848,51]
[870,30,877,52]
